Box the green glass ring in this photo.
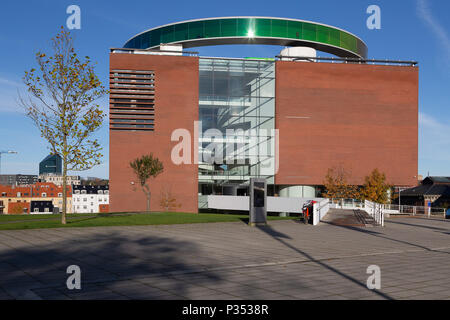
[124,17,368,59]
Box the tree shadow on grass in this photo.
[0,230,224,300]
[66,216,99,224]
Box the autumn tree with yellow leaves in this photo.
[322,166,360,200]
[361,169,391,204]
[19,28,107,224]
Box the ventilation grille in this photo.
[109,69,155,131]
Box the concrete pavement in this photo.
[0,215,449,300]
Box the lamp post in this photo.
[0,150,18,175]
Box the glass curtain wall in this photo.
[198,57,276,196]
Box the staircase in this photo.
[354,209,377,227]
[322,208,378,227]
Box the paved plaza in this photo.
[0,214,449,300]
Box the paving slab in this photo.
[0,216,449,300]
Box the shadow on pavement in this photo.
[386,219,450,232]
[255,224,393,300]
[321,221,450,255]
[0,230,224,299]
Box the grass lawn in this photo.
[0,212,298,230]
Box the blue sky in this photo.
[0,0,449,179]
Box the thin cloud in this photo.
[0,75,24,112]
[0,76,22,88]
[416,0,450,67]
[419,112,450,161]
[419,112,448,130]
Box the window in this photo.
[34,208,39,212]
[83,198,87,202]
[81,190,87,194]
[44,208,49,212]
[58,193,62,197]
[17,192,21,197]
[42,193,47,197]
[75,190,80,194]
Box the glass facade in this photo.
[198,58,276,195]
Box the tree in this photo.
[389,187,399,204]
[322,165,360,200]
[10,203,27,215]
[361,169,391,204]
[130,154,164,212]
[19,28,107,224]
[159,185,181,212]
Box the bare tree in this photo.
[130,154,164,212]
[19,28,107,224]
[159,185,181,212]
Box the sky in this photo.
[0,0,449,179]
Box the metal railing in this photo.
[110,48,199,56]
[364,200,384,227]
[276,55,418,66]
[383,204,446,217]
[329,198,447,221]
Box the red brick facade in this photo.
[275,61,418,187]
[109,54,419,213]
[109,53,199,213]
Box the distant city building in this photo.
[39,174,81,186]
[0,174,38,186]
[30,200,54,214]
[39,154,62,175]
[81,177,109,186]
[72,185,109,213]
[7,202,30,214]
[400,177,450,208]
[0,182,72,214]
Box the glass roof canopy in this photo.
[124,17,368,59]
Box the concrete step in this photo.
[322,209,379,227]
[354,210,377,226]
